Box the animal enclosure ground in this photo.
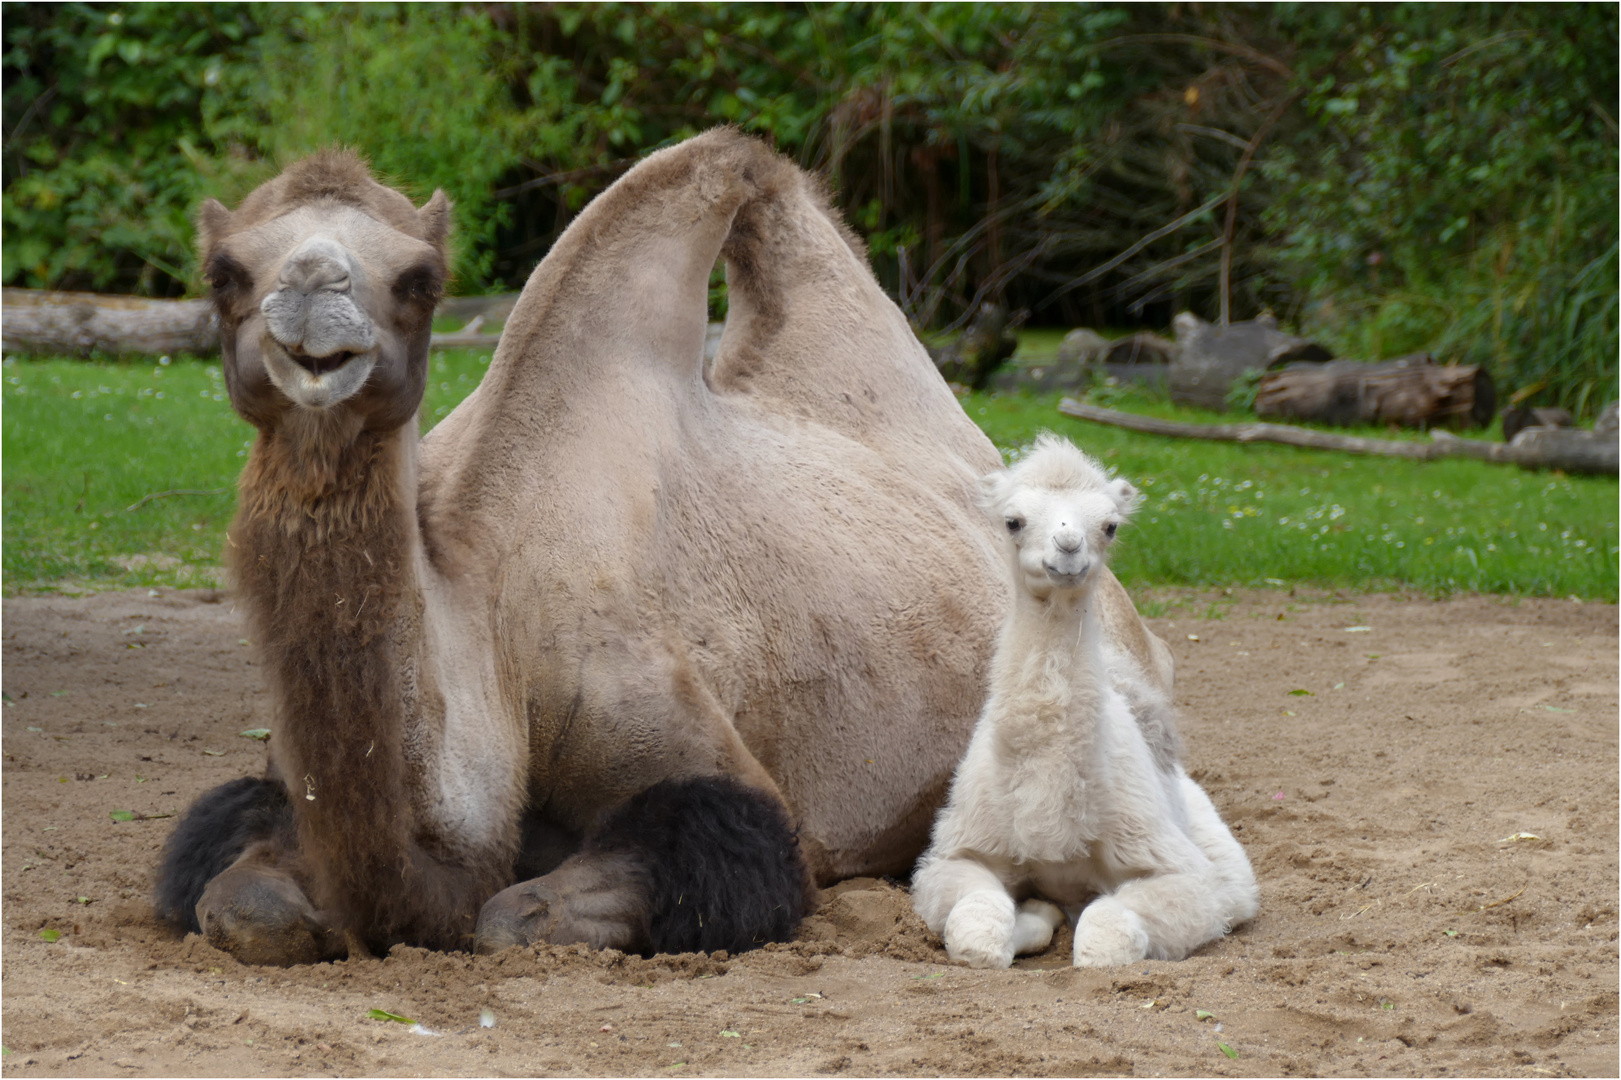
[1,587,1616,1077]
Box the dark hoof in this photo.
[473,853,646,954]
[196,862,336,966]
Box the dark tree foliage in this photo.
[4,2,1615,410]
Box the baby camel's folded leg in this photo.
[1178,773,1260,928]
[1012,899,1065,956]
[1078,867,1233,965]
[1072,894,1152,966]
[912,855,1018,969]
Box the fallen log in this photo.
[1057,399,1618,475]
[1431,427,1619,475]
[1500,406,1572,443]
[1254,356,1496,430]
[1,287,511,356]
[2,288,218,356]
[1168,312,1332,411]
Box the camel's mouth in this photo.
[259,337,379,411]
[285,348,359,376]
[1041,560,1092,588]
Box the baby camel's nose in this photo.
[1053,528,1082,554]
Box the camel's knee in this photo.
[942,888,1017,969]
[196,848,338,966]
[1073,896,1150,967]
[911,853,1006,932]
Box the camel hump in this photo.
[488,129,783,390]
[707,139,967,448]
[476,129,973,456]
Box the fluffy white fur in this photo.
[912,434,1259,969]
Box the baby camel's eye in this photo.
[1005,517,1024,534]
[1104,521,1118,539]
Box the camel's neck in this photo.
[984,584,1108,751]
[231,412,495,949]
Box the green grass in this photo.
[1,350,496,593]
[4,351,1616,599]
[968,386,1618,599]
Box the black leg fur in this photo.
[513,807,583,883]
[581,775,815,956]
[154,776,293,933]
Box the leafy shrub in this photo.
[3,3,1616,413]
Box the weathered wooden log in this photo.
[1500,406,1572,443]
[0,287,516,356]
[1255,356,1496,430]
[433,292,519,325]
[1432,427,1620,474]
[2,287,219,356]
[1167,311,1333,411]
[1104,331,1178,366]
[1057,399,1618,474]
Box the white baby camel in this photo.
[912,434,1258,968]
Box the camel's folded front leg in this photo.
[473,849,649,953]
[196,842,345,966]
[912,854,1026,969]
[475,776,814,956]
[1076,866,1239,965]
[1072,893,1153,966]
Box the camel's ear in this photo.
[1107,477,1142,519]
[418,190,451,252]
[196,198,233,255]
[976,470,1010,516]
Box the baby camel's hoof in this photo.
[196,863,334,966]
[1072,898,1149,967]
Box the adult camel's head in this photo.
[197,150,450,433]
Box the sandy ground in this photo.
[1,586,1616,1078]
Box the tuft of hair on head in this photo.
[979,432,1142,523]
[278,147,384,208]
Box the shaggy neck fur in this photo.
[976,585,1109,860]
[231,411,501,950]
[990,588,1105,747]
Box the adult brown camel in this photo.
[155,130,1174,964]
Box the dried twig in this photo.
[126,488,229,512]
[1464,886,1527,914]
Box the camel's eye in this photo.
[1104,522,1118,539]
[392,260,447,306]
[1005,517,1023,534]
[205,251,249,298]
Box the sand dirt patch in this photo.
[2,588,1615,1076]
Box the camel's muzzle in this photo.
[1042,558,1092,587]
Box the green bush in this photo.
[4,4,1616,412]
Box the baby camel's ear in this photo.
[1108,477,1143,519]
[976,470,1010,515]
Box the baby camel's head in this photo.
[980,433,1141,599]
